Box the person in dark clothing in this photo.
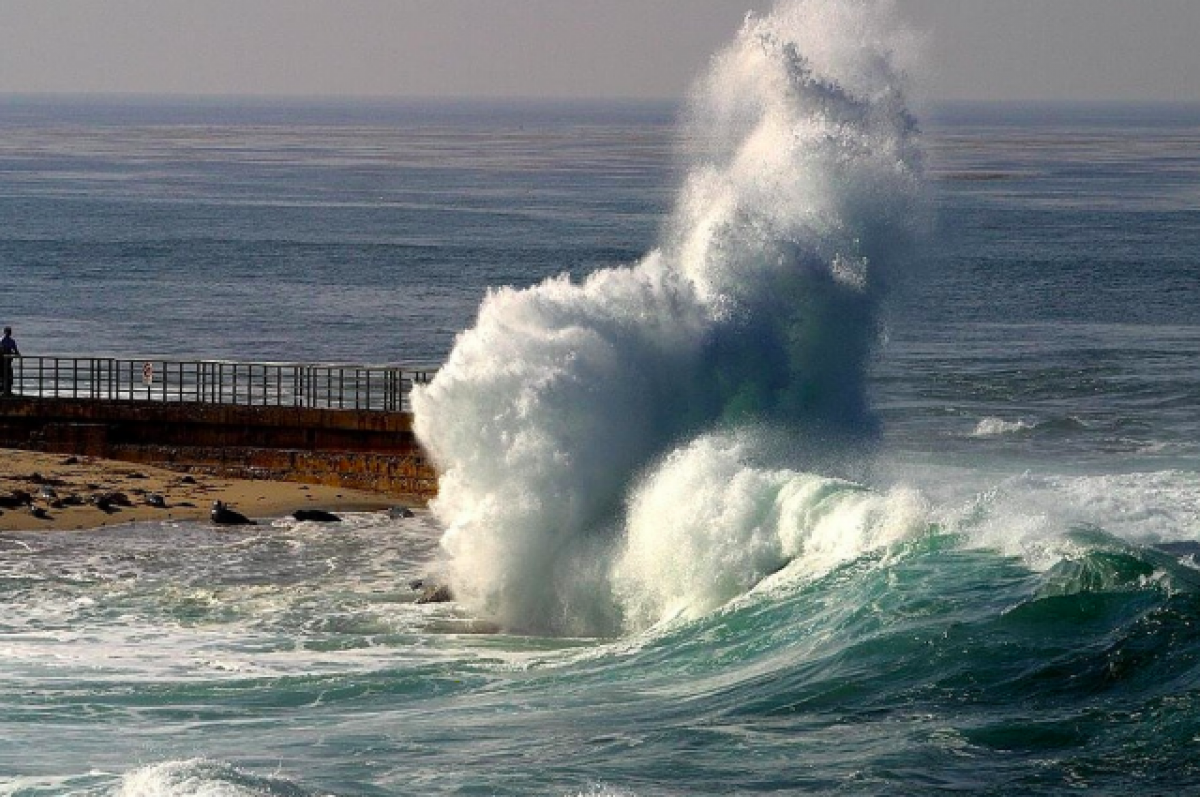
[1,327,20,396]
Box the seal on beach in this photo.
[145,493,167,508]
[211,501,255,526]
[292,509,341,523]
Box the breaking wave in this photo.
[413,0,924,635]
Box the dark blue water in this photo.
[0,96,675,363]
[1,92,1199,796]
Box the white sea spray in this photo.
[413,0,925,634]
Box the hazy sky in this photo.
[1,0,1198,102]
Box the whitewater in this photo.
[414,0,926,636]
[5,0,1200,794]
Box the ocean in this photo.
[3,2,1200,795]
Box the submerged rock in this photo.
[416,584,454,605]
[292,509,341,523]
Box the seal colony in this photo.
[0,448,417,532]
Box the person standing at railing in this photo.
[1,326,20,397]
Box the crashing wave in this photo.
[413,0,924,635]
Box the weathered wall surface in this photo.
[0,398,437,498]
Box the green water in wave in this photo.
[5,520,1200,795]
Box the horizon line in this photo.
[3,91,1200,108]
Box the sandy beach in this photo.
[0,448,411,532]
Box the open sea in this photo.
[3,5,1200,795]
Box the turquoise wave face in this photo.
[5,514,1200,796]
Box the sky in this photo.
[0,0,1198,102]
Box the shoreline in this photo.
[0,448,417,532]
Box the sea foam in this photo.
[413,0,924,635]
[115,759,296,797]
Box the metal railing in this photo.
[1,355,438,412]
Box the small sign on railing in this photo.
[142,361,154,386]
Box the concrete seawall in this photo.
[0,397,437,498]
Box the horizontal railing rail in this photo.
[1,355,438,412]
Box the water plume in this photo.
[413,0,924,635]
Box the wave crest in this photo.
[413,0,924,635]
[615,431,928,629]
[115,759,306,797]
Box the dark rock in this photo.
[211,501,255,526]
[180,476,197,485]
[292,509,341,523]
[38,485,57,500]
[91,491,131,511]
[60,456,79,465]
[145,493,167,508]
[29,506,50,520]
[409,578,425,590]
[416,584,454,604]
[388,506,415,519]
[90,494,116,513]
[0,489,32,506]
[23,473,66,487]
[0,491,31,509]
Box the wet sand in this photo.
[0,448,410,532]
